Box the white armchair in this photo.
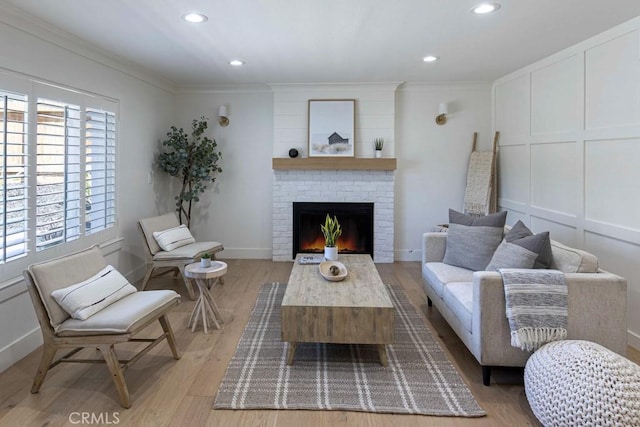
[23,245,181,408]
[138,213,223,300]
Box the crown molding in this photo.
[0,3,176,94]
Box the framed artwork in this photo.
[308,99,355,157]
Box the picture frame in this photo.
[308,99,355,157]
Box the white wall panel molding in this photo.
[584,219,640,247]
[530,207,578,225]
[528,132,582,144]
[493,17,640,350]
[494,16,640,88]
[585,30,640,130]
[584,126,640,141]
[494,74,530,138]
[497,198,527,214]
[531,54,582,135]
[584,138,640,231]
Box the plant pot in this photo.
[200,258,212,268]
[375,150,382,158]
[324,246,338,261]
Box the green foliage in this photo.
[320,214,342,247]
[374,138,384,150]
[201,252,211,259]
[158,117,222,227]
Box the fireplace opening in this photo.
[293,202,373,259]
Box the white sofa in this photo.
[422,231,627,385]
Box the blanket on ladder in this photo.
[500,268,568,352]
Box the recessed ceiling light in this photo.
[471,2,501,14]
[183,13,208,23]
[229,60,245,66]
[423,55,439,63]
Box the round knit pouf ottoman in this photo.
[524,340,640,427]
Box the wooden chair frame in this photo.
[24,270,181,408]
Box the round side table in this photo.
[184,261,227,334]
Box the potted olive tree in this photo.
[158,117,222,227]
[321,214,342,261]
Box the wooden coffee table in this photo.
[281,254,395,366]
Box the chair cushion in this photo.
[51,265,137,320]
[153,241,224,260]
[423,262,475,298]
[28,246,108,328]
[153,224,195,252]
[55,290,180,336]
[442,282,473,334]
[139,213,180,255]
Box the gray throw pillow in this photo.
[505,220,552,269]
[486,240,538,271]
[449,209,507,227]
[442,210,507,271]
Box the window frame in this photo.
[0,72,119,280]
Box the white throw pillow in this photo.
[153,224,195,252]
[51,265,137,320]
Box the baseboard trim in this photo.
[0,326,42,374]
[628,330,640,351]
[217,248,272,259]
[394,249,422,262]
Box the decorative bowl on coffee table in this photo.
[319,261,348,282]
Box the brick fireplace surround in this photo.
[272,169,394,262]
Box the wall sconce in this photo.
[218,105,229,127]
[435,102,448,125]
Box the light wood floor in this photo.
[1,259,638,427]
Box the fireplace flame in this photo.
[300,227,366,253]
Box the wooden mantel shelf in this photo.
[272,157,396,171]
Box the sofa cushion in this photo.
[443,210,507,271]
[449,209,507,228]
[505,221,553,269]
[423,262,475,298]
[442,282,473,334]
[485,240,538,271]
[550,240,599,273]
[51,265,137,320]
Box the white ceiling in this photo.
[4,0,640,88]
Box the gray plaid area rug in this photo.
[213,283,485,417]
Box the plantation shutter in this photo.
[0,90,29,262]
[36,98,81,250]
[85,108,116,234]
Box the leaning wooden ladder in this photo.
[463,131,500,216]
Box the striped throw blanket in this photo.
[500,268,568,352]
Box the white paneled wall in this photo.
[493,17,640,350]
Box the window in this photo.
[0,75,118,268]
[85,108,116,234]
[36,98,82,250]
[0,90,29,262]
